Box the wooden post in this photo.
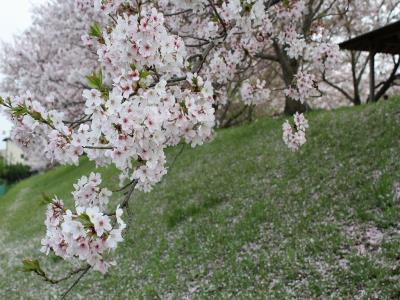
[369,51,375,102]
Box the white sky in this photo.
[0,0,48,148]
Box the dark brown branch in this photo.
[255,53,279,62]
[193,42,215,74]
[83,145,114,150]
[60,265,91,300]
[164,9,193,17]
[374,56,400,101]
[34,266,88,285]
[120,179,139,228]
[168,143,185,173]
[186,42,210,47]
[221,105,249,128]
[112,178,137,193]
[322,72,354,103]
[207,0,227,36]
[120,180,138,210]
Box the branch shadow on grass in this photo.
[165,195,228,228]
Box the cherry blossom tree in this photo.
[0,0,101,117]
[0,0,102,169]
[206,0,347,125]
[0,0,335,297]
[249,0,342,114]
[321,0,400,105]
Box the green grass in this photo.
[1,99,400,299]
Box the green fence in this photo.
[0,184,7,197]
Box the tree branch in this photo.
[322,72,354,103]
[60,265,91,300]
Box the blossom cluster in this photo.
[4,92,81,166]
[41,173,124,274]
[282,112,309,151]
[240,79,271,106]
[98,7,186,85]
[72,172,112,209]
[1,2,216,191]
[284,71,319,104]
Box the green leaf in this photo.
[30,111,43,122]
[139,69,150,80]
[179,102,188,114]
[79,213,93,228]
[98,69,103,86]
[40,192,52,206]
[89,22,102,38]
[21,259,45,277]
[211,15,219,23]
[11,105,28,117]
[86,69,103,90]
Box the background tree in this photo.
[0,0,101,118]
[227,0,342,115]
[0,0,102,169]
[321,0,400,105]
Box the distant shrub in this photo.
[0,163,33,185]
[0,158,5,185]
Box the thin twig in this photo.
[207,0,227,36]
[60,265,91,300]
[112,178,137,193]
[108,14,118,24]
[120,179,138,210]
[186,42,211,48]
[38,266,88,285]
[120,179,139,229]
[194,42,215,74]
[168,143,186,173]
[83,145,114,150]
[164,9,192,17]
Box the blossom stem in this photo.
[40,266,88,285]
[112,178,137,193]
[168,143,186,173]
[116,179,139,230]
[60,265,91,300]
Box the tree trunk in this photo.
[284,97,309,115]
[351,51,363,106]
[273,42,308,115]
[353,95,361,105]
[373,57,400,102]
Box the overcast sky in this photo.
[0,0,48,148]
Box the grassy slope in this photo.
[1,99,400,299]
